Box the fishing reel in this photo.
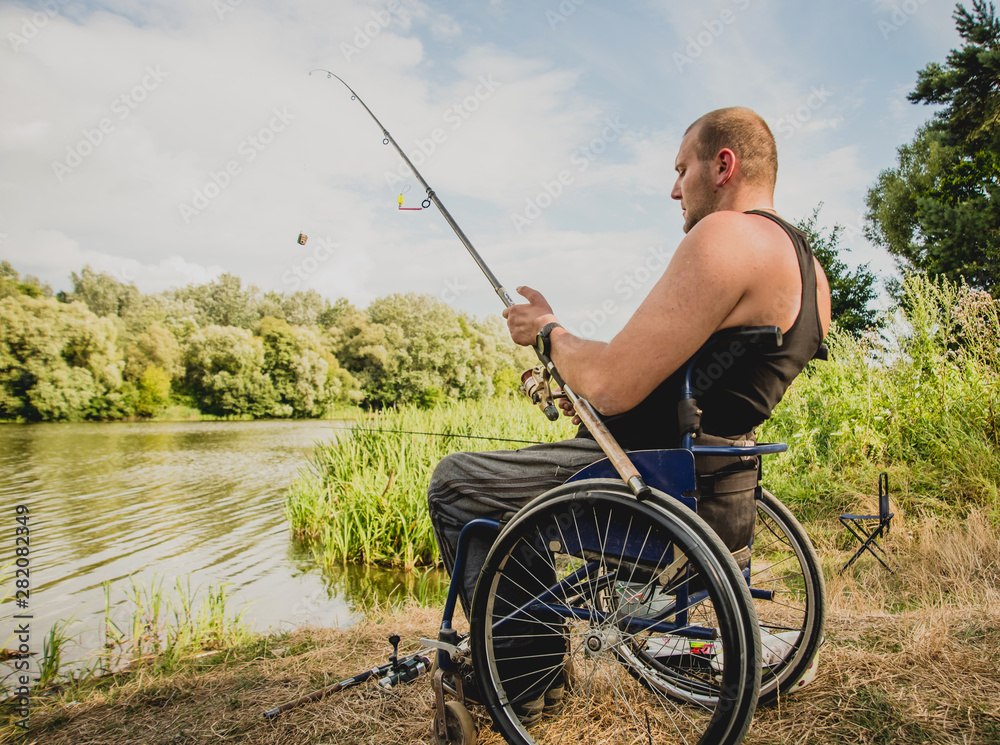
[520,366,563,421]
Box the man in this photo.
[427,106,831,708]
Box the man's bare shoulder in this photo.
[686,209,788,247]
[676,210,787,275]
[673,209,810,332]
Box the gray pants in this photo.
[427,438,607,616]
[427,434,758,618]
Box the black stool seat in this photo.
[839,472,894,574]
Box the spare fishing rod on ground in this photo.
[263,636,432,718]
[309,69,651,501]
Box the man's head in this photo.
[672,107,778,232]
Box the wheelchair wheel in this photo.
[749,488,826,706]
[431,701,477,745]
[611,487,826,709]
[469,479,761,745]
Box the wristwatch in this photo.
[535,322,562,357]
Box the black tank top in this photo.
[578,210,825,450]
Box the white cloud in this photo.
[0,0,962,319]
[428,12,461,39]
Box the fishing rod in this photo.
[263,635,432,718]
[310,71,651,500]
[310,70,513,309]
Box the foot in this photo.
[514,659,574,726]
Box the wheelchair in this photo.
[427,327,826,745]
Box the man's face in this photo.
[671,127,718,233]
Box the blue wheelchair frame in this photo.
[429,325,824,745]
[435,326,790,679]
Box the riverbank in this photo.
[9,513,999,745]
[150,403,368,423]
[0,404,366,424]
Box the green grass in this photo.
[8,576,253,698]
[151,401,365,422]
[838,684,933,744]
[285,394,576,568]
[323,403,367,421]
[761,275,1000,526]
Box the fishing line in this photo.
[327,425,545,446]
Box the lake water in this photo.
[0,419,445,677]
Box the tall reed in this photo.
[37,619,78,690]
[761,274,1000,526]
[285,395,576,568]
[97,576,250,677]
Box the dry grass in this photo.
[6,511,1000,745]
[2,606,461,745]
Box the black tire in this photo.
[750,488,826,706]
[470,479,761,745]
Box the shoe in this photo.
[514,659,574,726]
[544,657,573,705]
[759,629,798,668]
[516,691,545,725]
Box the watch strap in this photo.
[536,322,562,356]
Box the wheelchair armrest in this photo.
[690,442,788,457]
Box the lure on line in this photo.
[397,184,424,211]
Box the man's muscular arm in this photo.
[504,211,757,416]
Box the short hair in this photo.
[685,107,778,190]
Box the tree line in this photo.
[1,217,881,423]
[0,211,880,423]
[0,264,533,422]
[0,206,884,425]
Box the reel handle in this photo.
[520,361,651,500]
[520,366,562,421]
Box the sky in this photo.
[0,0,962,339]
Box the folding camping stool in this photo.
[839,472,894,574]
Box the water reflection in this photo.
[0,420,448,683]
[321,562,450,613]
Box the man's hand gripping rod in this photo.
[314,71,651,500]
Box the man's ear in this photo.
[716,148,737,186]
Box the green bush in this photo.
[762,274,1000,520]
[135,365,172,418]
[0,295,127,420]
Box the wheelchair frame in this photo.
[425,327,827,745]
